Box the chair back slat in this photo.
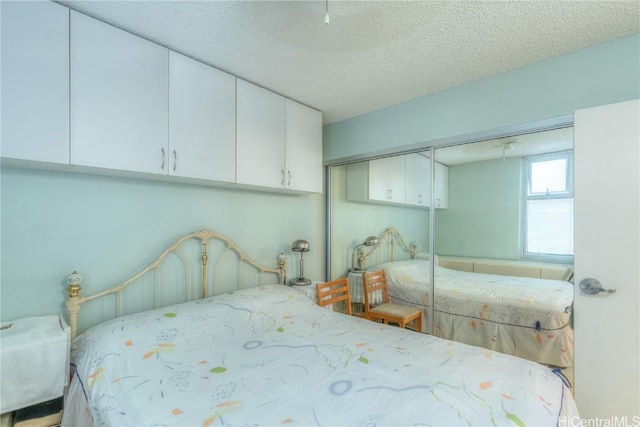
[316,277,352,315]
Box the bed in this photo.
[61,229,578,426]
[352,228,574,368]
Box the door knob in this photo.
[579,278,617,294]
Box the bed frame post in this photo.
[201,242,208,299]
[66,271,82,340]
[278,253,286,285]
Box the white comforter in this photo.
[375,260,574,367]
[64,285,577,426]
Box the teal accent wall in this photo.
[329,165,429,278]
[435,158,522,259]
[0,168,324,326]
[323,34,640,162]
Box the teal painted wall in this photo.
[0,168,324,328]
[323,33,640,162]
[435,158,522,259]
[329,164,429,279]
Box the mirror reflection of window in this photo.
[524,152,574,259]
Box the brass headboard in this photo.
[65,229,286,339]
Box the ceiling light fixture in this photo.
[325,0,330,24]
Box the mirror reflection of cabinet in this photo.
[346,153,448,209]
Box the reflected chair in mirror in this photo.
[362,270,422,332]
[316,277,352,315]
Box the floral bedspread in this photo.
[376,260,574,367]
[64,285,577,426]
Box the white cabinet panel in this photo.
[236,80,286,189]
[1,1,69,166]
[369,156,406,203]
[169,52,236,182]
[347,154,448,208]
[434,161,449,208]
[70,11,169,174]
[406,153,430,206]
[285,100,322,193]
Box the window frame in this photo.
[522,150,574,262]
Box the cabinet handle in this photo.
[281,169,285,186]
[287,170,291,186]
[173,150,177,171]
[436,198,441,207]
[161,148,165,170]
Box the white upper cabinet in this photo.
[168,52,236,182]
[236,80,286,189]
[70,11,169,174]
[285,100,323,193]
[1,1,69,166]
[348,156,407,204]
[237,80,322,192]
[347,154,448,208]
[434,161,449,208]
[405,153,430,206]
[369,156,407,203]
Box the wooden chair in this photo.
[316,277,352,315]
[362,270,422,332]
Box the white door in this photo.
[574,99,639,419]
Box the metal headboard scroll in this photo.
[65,229,286,339]
[359,228,417,270]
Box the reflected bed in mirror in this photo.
[328,125,574,369]
[353,227,574,368]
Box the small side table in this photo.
[0,314,70,414]
[347,271,366,316]
[289,281,319,303]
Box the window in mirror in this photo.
[524,151,574,259]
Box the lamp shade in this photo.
[362,236,379,247]
[291,240,310,252]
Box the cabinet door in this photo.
[169,52,236,182]
[70,11,168,174]
[1,1,69,165]
[369,156,406,203]
[285,100,322,193]
[434,162,449,208]
[236,80,285,189]
[405,153,430,206]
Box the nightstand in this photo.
[0,315,70,415]
[290,281,319,302]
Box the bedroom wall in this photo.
[435,158,522,259]
[0,167,324,325]
[329,165,429,279]
[323,33,640,163]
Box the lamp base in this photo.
[290,278,312,286]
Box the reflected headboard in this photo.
[65,229,286,339]
[354,228,418,271]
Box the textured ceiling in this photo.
[57,0,640,124]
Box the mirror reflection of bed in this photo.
[329,126,574,381]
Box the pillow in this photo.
[416,252,439,265]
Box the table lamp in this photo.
[351,236,379,272]
[290,239,311,286]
